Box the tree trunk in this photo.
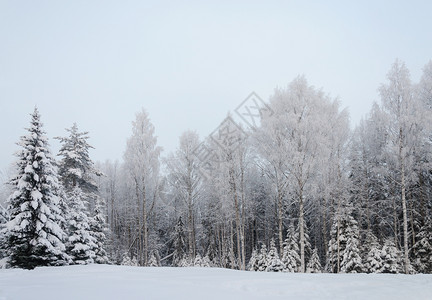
[240,165,246,271]
[143,184,148,266]
[299,187,305,273]
[399,127,409,274]
[277,185,284,256]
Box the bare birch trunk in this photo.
[399,130,409,274]
[299,188,305,273]
[277,186,284,256]
[240,166,246,271]
[143,184,148,266]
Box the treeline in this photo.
[1,59,432,273]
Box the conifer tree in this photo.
[248,249,259,271]
[5,108,69,269]
[148,252,159,267]
[121,252,138,266]
[90,195,109,264]
[256,244,268,271]
[0,204,9,262]
[380,239,402,274]
[194,253,203,267]
[341,235,363,273]
[326,213,361,273]
[412,217,432,273]
[364,233,383,273]
[282,223,301,272]
[179,256,192,267]
[57,123,108,264]
[56,123,99,193]
[202,255,211,267]
[66,186,97,264]
[306,248,322,273]
[172,217,187,266]
[266,239,285,272]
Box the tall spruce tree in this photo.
[57,123,107,264]
[5,108,69,269]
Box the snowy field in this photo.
[0,265,431,300]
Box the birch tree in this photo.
[124,109,162,265]
[258,76,349,272]
[165,131,201,259]
[379,59,419,273]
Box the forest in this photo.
[1,59,432,274]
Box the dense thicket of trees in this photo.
[1,60,431,273]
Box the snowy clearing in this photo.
[1,265,431,300]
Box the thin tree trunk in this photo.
[337,217,340,273]
[299,186,305,273]
[143,184,148,266]
[240,164,246,271]
[135,180,143,265]
[277,184,284,257]
[231,168,242,269]
[400,135,409,274]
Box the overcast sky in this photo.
[1,0,431,175]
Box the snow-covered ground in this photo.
[1,265,431,300]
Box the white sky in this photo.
[1,0,431,174]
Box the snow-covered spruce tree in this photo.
[172,216,187,266]
[66,186,97,264]
[121,252,138,266]
[380,238,402,274]
[194,253,203,267]
[56,123,108,264]
[202,255,211,267]
[266,239,285,272]
[5,108,69,269]
[56,123,99,193]
[412,217,432,273]
[248,249,259,271]
[178,256,192,267]
[89,195,109,264]
[0,204,9,259]
[148,252,159,267]
[256,244,268,272]
[281,223,300,272]
[363,232,383,273]
[306,248,322,273]
[326,212,362,273]
[340,234,363,273]
[0,204,9,265]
